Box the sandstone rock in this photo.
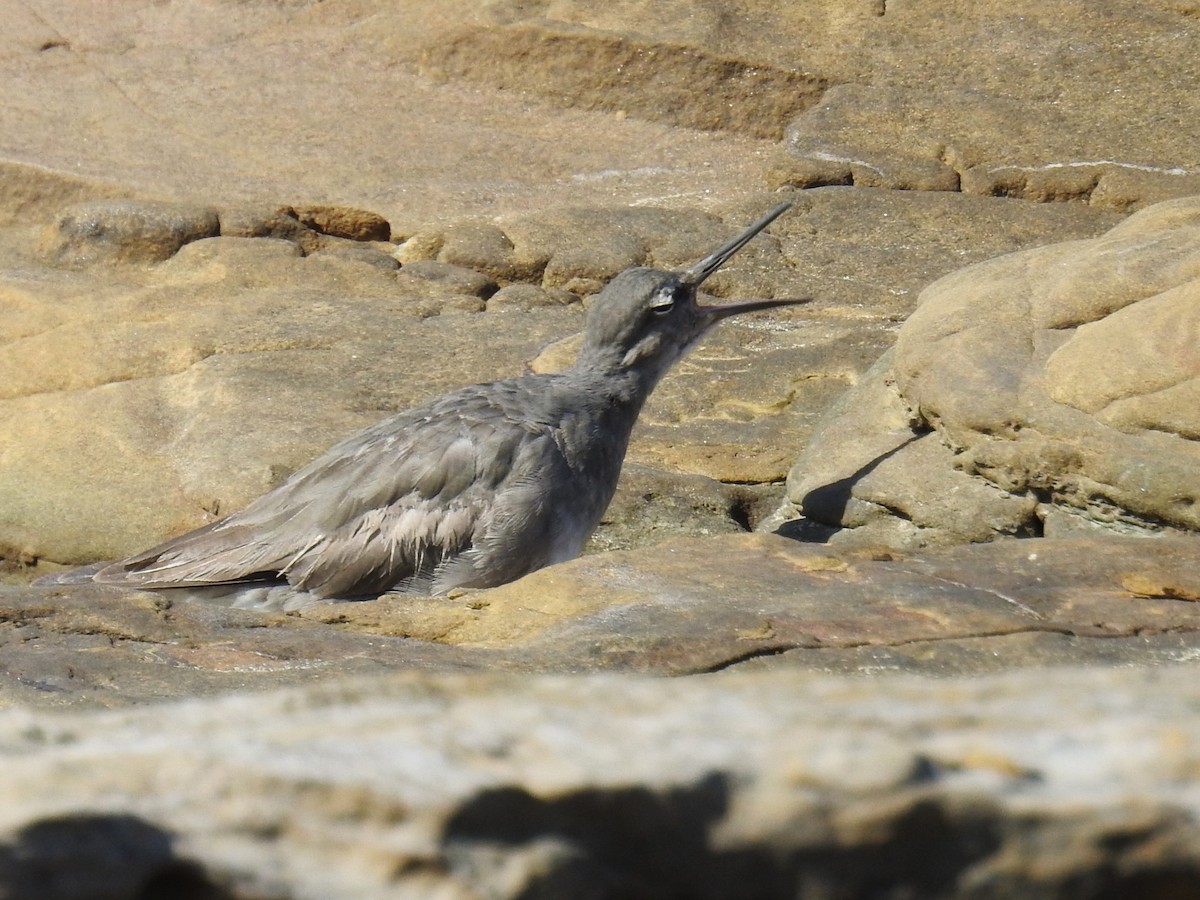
[2,666,1200,898]
[0,160,125,227]
[775,196,1200,545]
[435,221,546,282]
[403,205,805,298]
[0,188,1123,569]
[289,203,392,241]
[307,240,400,272]
[3,3,1200,896]
[396,258,498,298]
[9,534,1200,706]
[585,463,775,554]
[0,235,580,563]
[3,1,1197,232]
[35,199,219,267]
[485,283,578,311]
[413,20,828,139]
[218,205,322,253]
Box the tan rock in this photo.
[778,195,1200,543]
[288,203,392,241]
[36,200,219,267]
[0,186,1125,567]
[7,534,1200,708]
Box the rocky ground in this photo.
[1,1,1200,897]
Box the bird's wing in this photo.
[93,384,545,597]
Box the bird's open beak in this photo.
[681,202,808,321]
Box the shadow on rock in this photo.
[0,814,234,900]
[439,773,1026,900]
[776,433,923,543]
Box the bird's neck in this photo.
[567,347,662,413]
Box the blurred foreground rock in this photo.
[3,667,1200,899]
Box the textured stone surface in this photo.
[3,667,1200,899]
[2,1,1200,894]
[776,196,1200,547]
[4,1,1196,233]
[1,187,1115,570]
[36,200,219,267]
[7,534,1200,709]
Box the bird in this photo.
[39,202,804,610]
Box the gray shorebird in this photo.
[42,203,803,610]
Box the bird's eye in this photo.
[649,288,675,316]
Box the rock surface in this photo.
[5,534,1200,708]
[2,0,1200,896]
[777,196,1200,548]
[3,1,1198,232]
[0,188,1117,570]
[3,667,1200,899]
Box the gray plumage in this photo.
[42,203,803,610]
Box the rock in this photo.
[2,665,1200,897]
[485,283,578,311]
[404,205,807,299]
[10,534,1200,703]
[0,234,580,563]
[396,258,498,298]
[289,203,392,241]
[775,195,1200,545]
[436,221,546,282]
[0,160,125,228]
[585,463,775,554]
[307,240,400,271]
[0,187,1124,568]
[218,205,322,253]
[414,20,828,139]
[35,200,219,267]
[3,1,1198,231]
[3,1,1200,895]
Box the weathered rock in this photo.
[776,196,1200,546]
[586,463,774,554]
[2,666,1200,898]
[307,240,400,272]
[2,1,1200,895]
[396,258,498,298]
[289,203,392,241]
[218,205,322,253]
[0,231,580,563]
[485,283,578,311]
[0,186,1128,568]
[9,534,1200,707]
[35,199,220,267]
[413,20,829,139]
[0,161,125,228]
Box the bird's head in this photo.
[578,202,806,387]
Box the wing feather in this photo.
[90,383,542,596]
